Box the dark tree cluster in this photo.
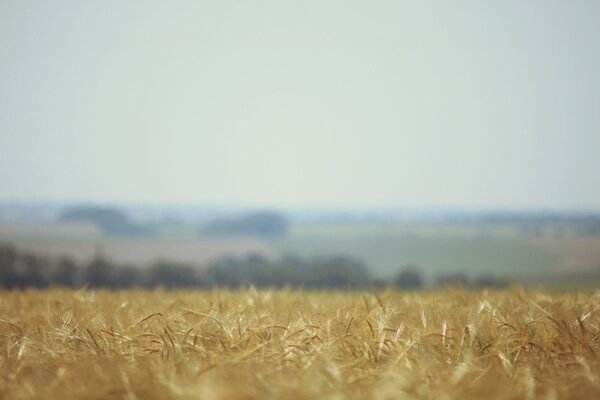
[59,206,149,236]
[435,272,510,288]
[206,255,370,289]
[203,211,289,237]
[0,244,371,290]
[0,244,510,290]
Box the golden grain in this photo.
[0,288,598,399]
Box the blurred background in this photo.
[1,1,600,289]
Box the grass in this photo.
[1,288,599,399]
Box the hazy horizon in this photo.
[2,1,599,210]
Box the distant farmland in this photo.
[2,220,600,285]
[0,222,275,267]
[269,222,600,283]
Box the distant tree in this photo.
[20,253,50,288]
[393,265,424,289]
[302,256,370,288]
[85,256,117,288]
[116,265,142,288]
[204,211,289,237]
[60,206,150,236]
[52,257,79,287]
[370,278,390,290]
[435,273,469,288]
[145,261,198,288]
[245,252,269,265]
[1,245,382,290]
[0,244,18,288]
[207,257,243,287]
[474,274,509,288]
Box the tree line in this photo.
[0,244,508,290]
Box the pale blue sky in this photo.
[1,1,599,209]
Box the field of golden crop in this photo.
[1,288,599,399]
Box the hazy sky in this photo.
[1,1,599,209]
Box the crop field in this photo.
[1,289,599,399]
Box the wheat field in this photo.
[1,288,599,399]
